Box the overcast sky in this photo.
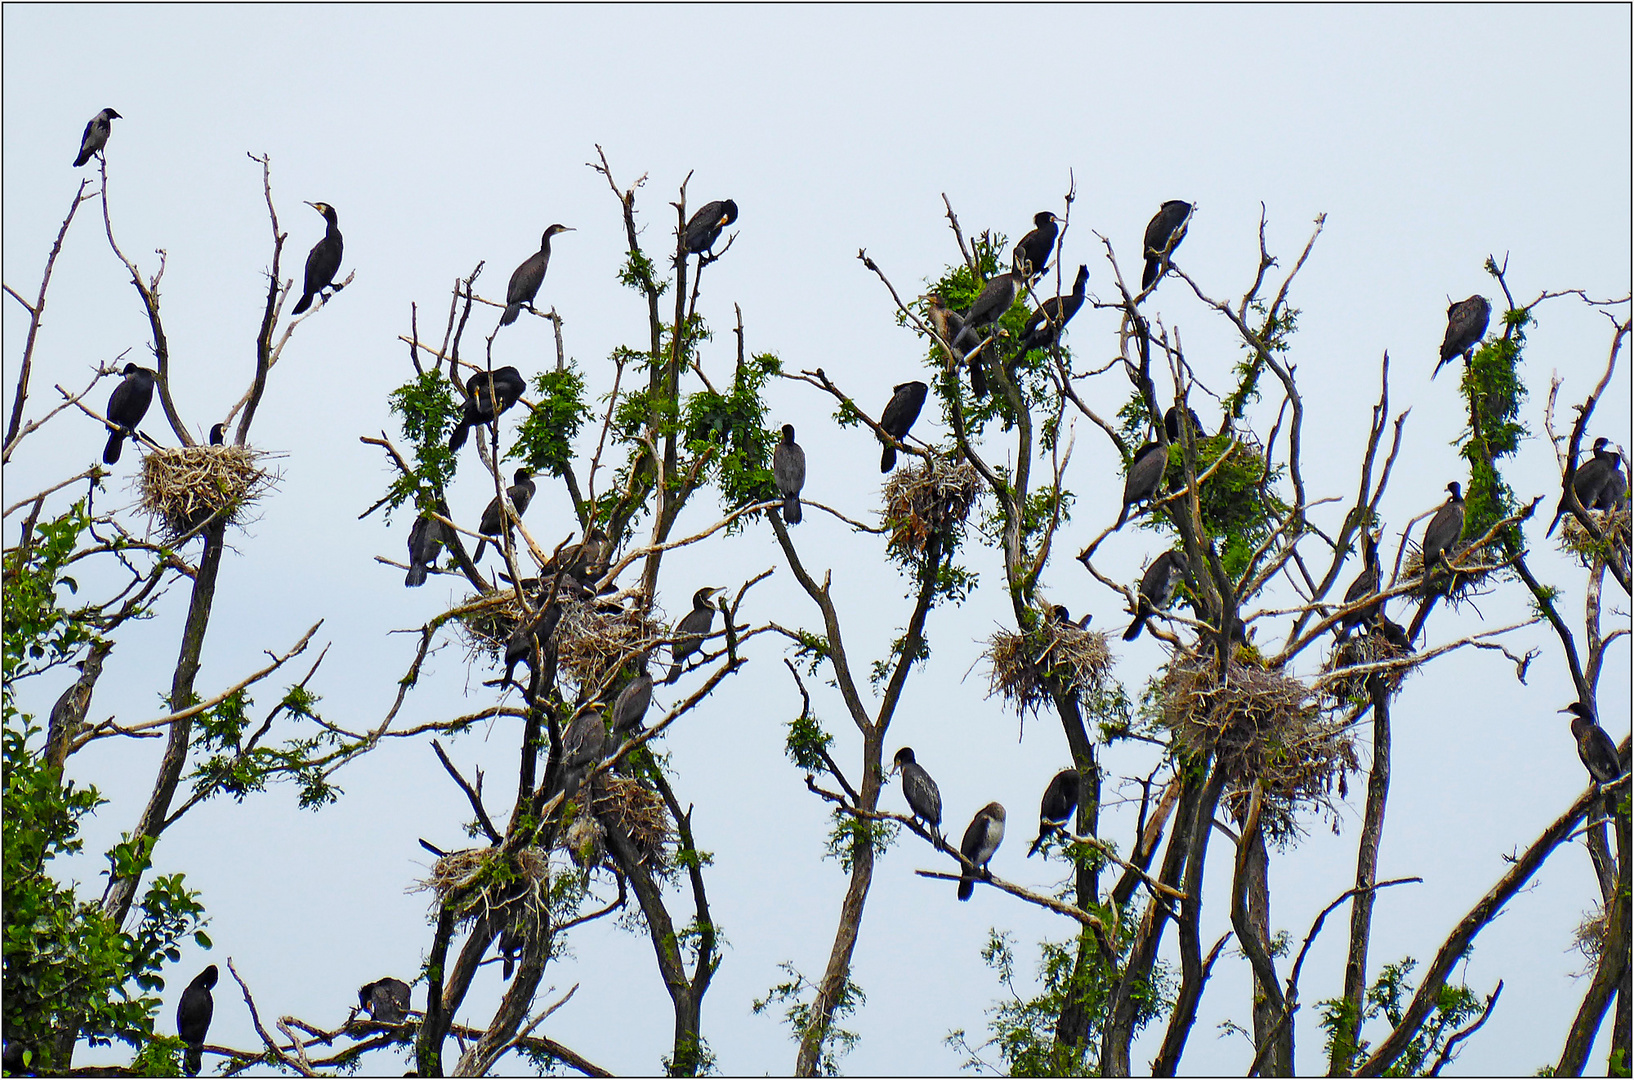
[4,5,1631,1076]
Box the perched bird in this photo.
[1019,264,1089,355]
[208,423,226,446]
[1562,702,1623,813]
[878,381,928,472]
[773,424,806,524]
[1419,482,1466,571]
[487,602,562,692]
[448,366,527,451]
[471,469,536,563]
[1336,529,1382,640]
[1163,404,1204,444]
[291,202,343,315]
[1434,295,1491,379]
[559,708,609,798]
[500,225,573,327]
[1013,211,1060,279]
[1373,615,1415,653]
[405,514,448,587]
[1141,201,1192,291]
[73,108,121,167]
[1124,550,1189,641]
[666,587,724,684]
[891,747,942,836]
[684,199,739,257]
[611,664,654,735]
[102,363,156,465]
[176,965,218,1077]
[957,802,1007,901]
[1114,441,1167,529]
[1547,437,1627,537]
[962,271,1023,339]
[1050,605,1093,629]
[925,293,983,398]
[1027,769,1081,857]
[541,527,610,589]
[358,978,412,1024]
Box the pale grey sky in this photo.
[4,5,1630,1076]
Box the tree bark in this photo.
[1331,679,1391,1074]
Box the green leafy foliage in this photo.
[1317,956,1484,1075]
[386,371,460,515]
[1456,307,1530,547]
[752,961,865,1077]
[3,502,102,679]
[682,350,783,520]
[509,366,593,478]
[824,811,897,873]
[784,712,833,772]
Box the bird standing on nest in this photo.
[1141,200,1192,292]
[102,363,156,465]
[1027,769,1080,857]
[878,381,928,473]
[891,747,943,838]
[684,199,738,257]
[957,802,1006,901]
[292,202,343,315]
[1547,437,1627,538]
[73,108,121,167]
[472,469,536,563]
[1419,482,1465,571]
[773,424,806,524]
[501,225,573,327]
[1433,295,1490,380]
[1336,529,1382,640]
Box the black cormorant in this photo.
[891,747,943,836]
[684,199,739,256]
[208,423,225,446]
[1374,615,1415,653]
[448,366,527,451]
[488,602,562,692]
[1049,605,1093,629]
[500,225,573,327]
[957,802,1006,901]
[291,202,343,315]
[925,293,983,398]
[405,514,448,587]
[1114,441,1167,529]
[611,664,654,735]
[1433,296,1490,379]
[1124,550,1189,641]
[878,381,928,472]
[773,424,806,524]
[666,587,724,683]
[1547,437,1627,537]
[542,527,610,588]
[1419,482,1465,570]
[1142,201,1192,292]
[1163,404,1204,444]
[1336,529,1381,639]
[102,363,156,465]
[177,965,217,1077]
[471,469,536,563]
[1563,702,1623,812]
[1019,264,1089,355]
[1013,212,1060,279]
[559,708,609,798]
[73,108,121,167]
[358,978,412,1024]
[1026,769,1080,858]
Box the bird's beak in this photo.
[304,201,319,210]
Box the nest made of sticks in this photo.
[1402,534,1500,605]
[137,444,274,541]
[883,455,983,556]
[1322,624,1414,705]
[555,598,664,697]
[1162,655,1357,843]
[1561,505,1631,564]
[582,773,673,873]
[413,845,550,931]
[984,611,1114,716]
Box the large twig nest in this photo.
[1561,505,1631,565]
[983,612,1113,716]
[413,845,549,931]
[883,455,983,556]
[137,444,274,541]
[1322,625,1413,705]
[585,773,672,873]
[1162,655,1356,843]
[555,598,664,697]
[1402,537,1493,604]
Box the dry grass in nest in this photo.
[1162,655,1357,843]
[556,598,663,697]
[586,773,672,872]
[412,845,550,931]
[883,455,983,556]
[1322,626,1413,705]
[457,590,531,658]
[1561,505,1631,563]
[1403,537,1493,605]
[983,612,1113,716]
[137,444,273,541]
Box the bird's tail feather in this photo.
[880,443,895,473]
[957,875,974,901]
[406,562,428,587]
[784,495,802,525]
[500,303,522,327]
[292,292,313,315]
[472,538,489,564]
[103,430,124,465]
[184,1045,202,1077]
[448,420,471,451]
[1142,258,1160,291]
[1122,616,1146,642]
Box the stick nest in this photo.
[1162,655,1357,843]
[580,773,673,874]
[983,611,1113,716]
[413,845,550,931]
[1402,537,1494,604]
[137,444,273,540]
[1321,626,1414,705]
[883,455,983,556]
[458,593,661,696]
[1560,506,1631,564]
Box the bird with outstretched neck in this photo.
[291,202,343,314]
[501,225,573,327]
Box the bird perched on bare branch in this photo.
[1027,769,1080,857]
[73,108,121,167]
[176,965,217,1077]
[684,199,738,257]
[1419,482,1466,571]
[1433,295,1490,379]
[1141,200,1192,292]
[957,802,1006,901]
[471,469,535,563]
[878,381,928,472]
[358,978,412,1024]
[1115,440,1167,530]
[292,202,343,315]
[1013,211,1060,280]
[102,363,156,465]
[1546,437,1627,537]
[1019,264,1089,356]
[405,514,449,587]
[1124,550,1189,641]
[1336,528,1382,640]
[773,424,806,524]
[666,587,725,684]
[1562,702,1624,812]
[501,225,573,327]
[891,747,942,838]
[449,366,526,452]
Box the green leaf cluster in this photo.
[386,371,459,515]
[508,365,592,478]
